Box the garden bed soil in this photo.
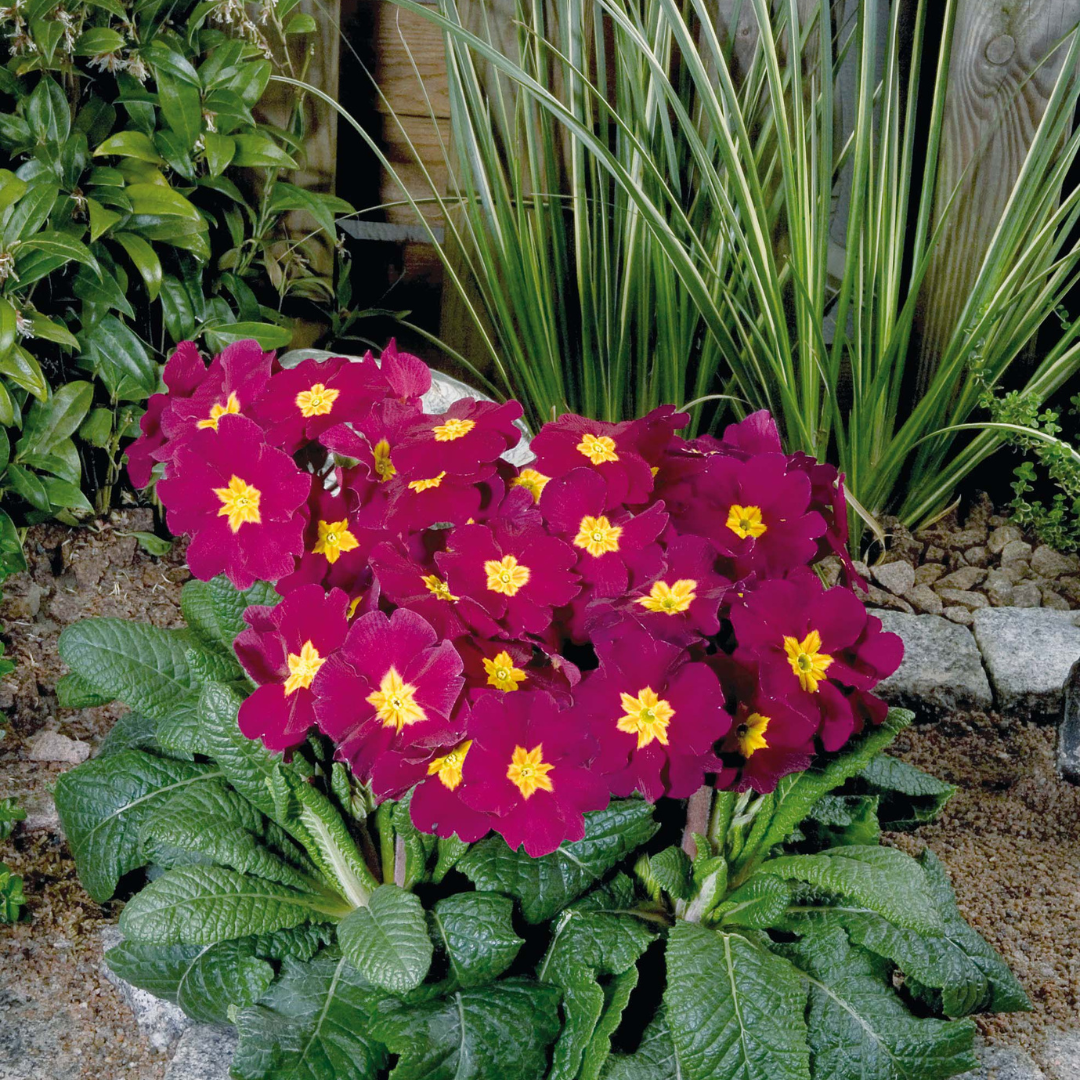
[0,519,1077,1077]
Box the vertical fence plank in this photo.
[917,0,1080,388]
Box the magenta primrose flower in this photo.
[251,355,389,454]
[130,337,904,858]
[312,607,464,797]
[454,691,608,857]
[235,585,350,753]
[575,624,730,801]
[156,415,309,589]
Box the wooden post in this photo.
[917,0,1080,391]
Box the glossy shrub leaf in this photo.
[458,799,658,923]
[338,885,433,994]
[6,464,50,511]
[27,75,70,144]
[779,927,977,1080]
[156,72,203,151]
[205,320,293,351]
[232,949,387,1080]
[0,345,48,399]
[232,131,297,168]
[83,314,158,397]
[664,923,811,1080]
[105,937,275,1024]
[53,748,221,902]
[370,978,561,1080]
[430,892,522,989]
[759,846,943,934]
[17,381,93,457]
[18,231,97,270]
[73,27,126,55]
[58,618,207,720]
[118,865,336,945]
[113,232,163,302]
[0,508,26,576]
[203,131,235,176]
[94,130,164,163]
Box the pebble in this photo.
[21,793,60,834]
[943,606,975,626]
[871,560,915,596]
[973,608,1080,716]
[937,588,989,611]
[985,569,1016,607]
[925,545,945,561]
[1012,583,1043,609]
[988,525,1024,554]
[1041,588,1071,612]
[915,563,946,586]
[1031,545,1077,580]
[907,584,944,615]
[964,546,991,568]
[26,731,90,765]
[860,583,914,614]
[1001,539,1035,567]
[935,567,988,592]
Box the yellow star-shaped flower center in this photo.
[312,519,359,564]
[616,687,675,748]
[573,514,622,557]
[372,438,395,481]
[576,432,619,465]
[506,743,555,799]
[367,666,426,732]
[213,474,262,533]
[295,382,340,418]
[484,554,530,596]
[483,650,528,692]
[408,472,446,493]
[433,417,475,442]
[510,467,550,503]
[422,574,459,602]
[783,630,834,692]
[726,503,767,540]
[197,391,241,431]
[735,712,770,758]
[636,578,698,614]
[427,740,472,791]
[283,640,324,695]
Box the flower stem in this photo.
[681,785,713,857]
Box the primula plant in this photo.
[55,342,1028,1080]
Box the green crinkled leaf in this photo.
[602,1011,683,1080]
[138,788,317,893]
[801,794,881,849]
[232,949,388,1080]
[756,710,913,857]
[181,574,278,659]
[664,923,811,1080]
[55,671,113,709]
[155,691,210,758]
[105,937,275,1024]
[648,846,693,901]
[370,977,562,1080]
[54,749,221,902]
[458,799,658,923]
[96,712,160,758]
[430,892,522,989]
[916,850,1030,1015]
[580,964,638,1080]
[713,874,792,929]
[338,884,433,994]
[779,926,977,1080]
[392,792,436,889]
[859,755,956,831]
[552,977,605,1080]
[433,835,469,882]
[759,846,942,933]
[118,865,339,946]
[58,618,211,721]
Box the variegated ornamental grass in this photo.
[53,340,1029,1080]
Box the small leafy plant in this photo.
[55,341,1027,1079]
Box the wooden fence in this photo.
[329,0,1080,363]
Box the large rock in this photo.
[873,612,993,716]
[1060,659,1080,784]
[973,609,1080,717]
[165,1026,237,1080]
[961,1043,1046,1079]
[1041,1031,1080,1079]
[99,925,192,1051]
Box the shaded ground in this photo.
[0,512,189,1080]
[0,519,1076,1077]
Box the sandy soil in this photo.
[0,518,1075,1077]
